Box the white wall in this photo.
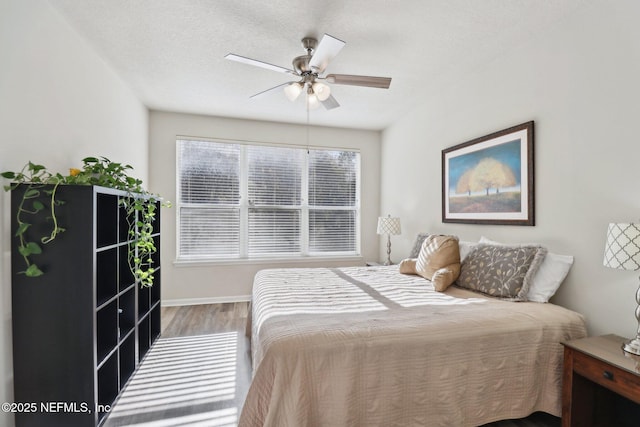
[149,111,380,304]
[0,0,148,424]
[381,1,640,337]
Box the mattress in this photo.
[239,265,587,427]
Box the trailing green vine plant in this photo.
[1,162,67,277]
[2,157,169,287]
[128,199,158,287]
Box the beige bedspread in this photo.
[239,265,586,427]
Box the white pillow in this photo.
[458,240,478,262]
[479,236,574,303]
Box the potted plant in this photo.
[2,156,168,287]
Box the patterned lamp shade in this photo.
[603,223,640,271]
[377,216,401,236]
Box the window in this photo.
[177,138,360,260]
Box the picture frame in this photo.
[442,121,534,225]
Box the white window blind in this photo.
[178,140,240,258]
[248,145,302,255]
[309,150,357,207]
[177,138,360,260]
[308,150,358,253]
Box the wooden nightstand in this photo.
[562,334,640,427]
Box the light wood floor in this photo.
[103,303,560,427]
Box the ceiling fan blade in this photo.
[250,82,294,99]
[225,53,296,75]
[320,94,340,110]
[309,34,346,74]
[325,74,392,89]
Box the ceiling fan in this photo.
[225,34,392,110]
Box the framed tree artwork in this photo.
[442,121,534,225]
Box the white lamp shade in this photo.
[306,92,320,109]
[312,82,331,101]
[284,82,303,101]
[377,216,401,235]
[603,223,640,270]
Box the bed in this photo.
[239,264,586,427]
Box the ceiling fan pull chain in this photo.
[306,106,310,154]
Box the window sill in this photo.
[174,255,364,268]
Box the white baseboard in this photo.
[161,295,251,307]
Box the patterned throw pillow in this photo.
[456,244,547,301]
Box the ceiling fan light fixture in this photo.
[312,81,331,101]
[227,33,392,110]
[284,82,303,101]
[306,91,320,109]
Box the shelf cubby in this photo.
[150,304,161,342]
[138,316,151,362]
[97,248,118,306]
[151,235,161,268]
[151,273,161,306]
[118,197,134,243]
[138,285,150,318]
[97,300,118,364]
[119,333,136,389]
[119,287,136,339]
[97,352,118,420]
[152,200,161,235]
[118,244,135,292]
[96,193,118,248]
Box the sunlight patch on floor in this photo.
[104,332,240,426]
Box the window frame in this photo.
[175,136,362,263]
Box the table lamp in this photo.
[603,222,640,355]
[377,215,401,265]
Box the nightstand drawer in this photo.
[573,349,640,404]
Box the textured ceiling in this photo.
[48,0,588,130]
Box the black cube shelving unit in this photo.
[10,185,161,427]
